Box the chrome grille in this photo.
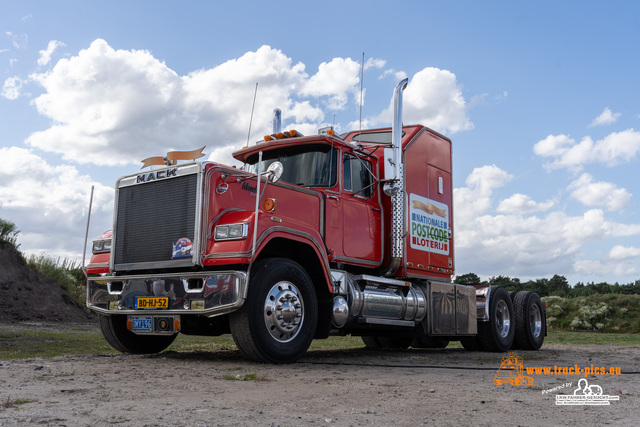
[114,173,199,269]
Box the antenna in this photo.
[359,52,364,135]
[246,82,258,147]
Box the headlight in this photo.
[214,223,248,241]
[92,238,112,253]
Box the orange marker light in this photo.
[263,198,277,212]
[276,132,284,139]
[174,319,180,331]
[290,129,297,137]
[327,129,334,136]
[264,135,272,141]
[126,319,132,330]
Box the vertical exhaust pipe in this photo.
[272,108,281,134]
[383,78,408,277]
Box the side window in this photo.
[343,154,373,198]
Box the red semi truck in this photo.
[85,79,546,363]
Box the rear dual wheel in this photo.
[476,286,514,352]
[513,291,545,350]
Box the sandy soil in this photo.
[1,326,638,427]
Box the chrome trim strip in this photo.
[87,271,247,317]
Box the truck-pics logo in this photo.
[409,193,449,255]
[494,352,534,386]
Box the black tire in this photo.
[513,291,545,350]
[362,335,413,349]
[477,286,514,352]
[508,292,520,350]
[411,330,449,349]
[229,258,318,363]
[460,336,482,351]
[98,314,177,354]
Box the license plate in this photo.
[135,296,169,309]
[131,316,153,332]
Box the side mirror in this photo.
[266,161,283,183]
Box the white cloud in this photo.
[496,193,555,214]
[590,107,620,127]
[26,42,308,166]
[6,31,28,49]
[454,165,512,223]
[533,129,640,170]
[379,68,408,81]
[605,245,640,261]
[27,41,401,166]
[301,57,361,109]
[37,40,65,66]
[0,147,113,258]
[1,76,23,100]
[364,58,386,70]
[574,245,640,277]
[454,165,640,279]
[24,40,475,168]
[378,67,473,135]
[568,173,632,211]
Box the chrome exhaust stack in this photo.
[383,78,408,277]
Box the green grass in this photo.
[2,325,638,360]
[1,396,36,409]
[543,330,640,345]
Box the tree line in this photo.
[453,273,640,297]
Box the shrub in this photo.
[0,218,20,249]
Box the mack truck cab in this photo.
[86,79,546,363]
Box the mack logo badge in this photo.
[137,168,178,183]
[242,182,257,193]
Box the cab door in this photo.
[341,153,382,263]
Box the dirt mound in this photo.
[0,243,94,323]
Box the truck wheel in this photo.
[412,330,449,349]
[460,336,482,351]
[98,314,177,354]
[362,335,413,349]
[477,287,514,352]
[513,291,545,350]
[229,258,317,363]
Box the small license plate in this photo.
[135,296,169,309]
[131,316,153,332]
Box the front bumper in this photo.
[86,271,247,317]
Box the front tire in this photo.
[229,258,318,363]
[99,314,177,354]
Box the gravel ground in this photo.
[1,335,639,426]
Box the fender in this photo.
[252,226,334,294]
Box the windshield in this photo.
[246,144,337,187]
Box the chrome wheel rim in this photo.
[263,281,304,343]
[530,303,542,338]
[495,299,511,338]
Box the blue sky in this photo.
[2,1,639,285]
